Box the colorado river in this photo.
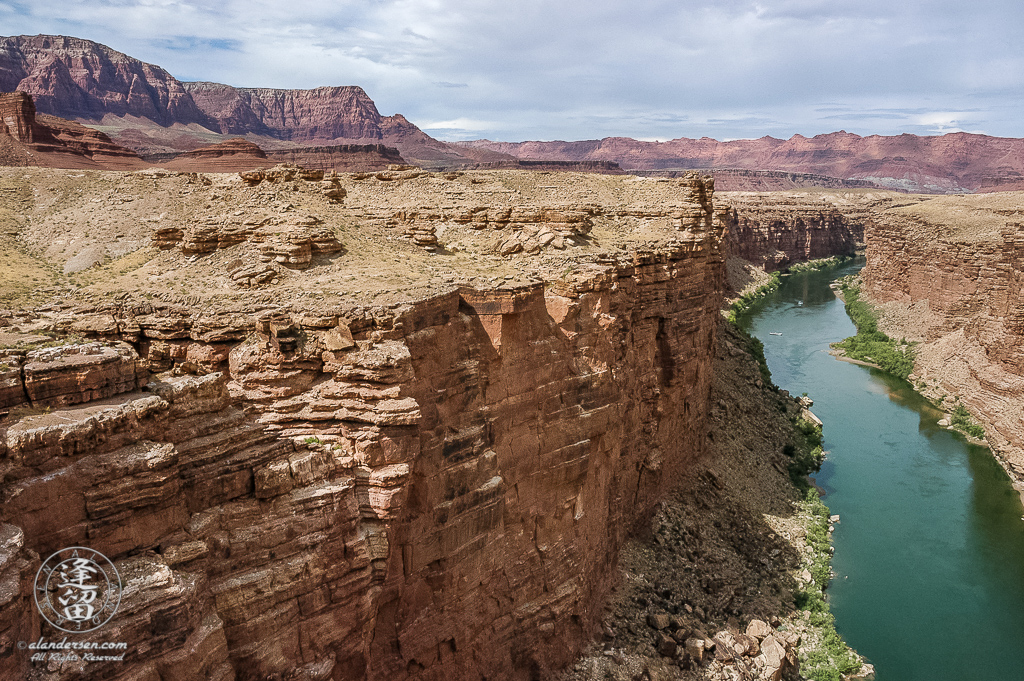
[737,259,1024,680]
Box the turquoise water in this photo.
[738,260,1024,680]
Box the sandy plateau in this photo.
[0,167,720,310]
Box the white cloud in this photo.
[421,117,496,131]
[1,0,1022,140]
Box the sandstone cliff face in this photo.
[714,190,903,271]
[0,35,210,126]
[0,172,724,680]
[861,193,1024,486]
[183,83,391,141]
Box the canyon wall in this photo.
[861,194,1024,487]
[717,191,875,271]
[0,170,725,680]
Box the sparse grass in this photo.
[785,417,825,490]
[786,255,852,274]
[731,322,775,388]
[951,403,985,439]
[726,271,781,324]
[7,403,52,419]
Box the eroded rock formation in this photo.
[716,190,890,271]
[0,91,144,169]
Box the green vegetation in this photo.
[794,488,863,681]
[303,436,322,445]
[833,279,916,380]
[787,255,852,274]
[951,403,986,439]
[731,322,775,388]
[726,271,781,324]
[784,417,825,489]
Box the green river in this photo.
[737,259,1024,681]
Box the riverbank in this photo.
[563,315,871,680]
[858,194,1024,499]
[830,274,998,456]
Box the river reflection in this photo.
[737,259,1024,681]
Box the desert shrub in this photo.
[951,403,985,439]
[796,489,862,681]
[834,282,916,380]
[726,271,781,323]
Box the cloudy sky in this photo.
[2,0,1021,142]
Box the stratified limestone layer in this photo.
[862,193,1024,486]
[0,176,725,680]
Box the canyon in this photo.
[0,26,1020,681]
[0,127,1020,681]
[0,162,899,680]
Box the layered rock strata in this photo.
[0,172,726,680]
[717,191,872,271]
[861,193,1024,488]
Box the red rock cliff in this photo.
[0,90,144,168]
[717,190,885,271]
[0,177,724,680]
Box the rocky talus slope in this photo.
[564,323,852,681]
[0,169,743,680]
[860,192,1024,492]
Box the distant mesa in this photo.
[4,34,1024,189]
[0,34,511,168]
[457,133,1024,194]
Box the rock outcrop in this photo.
[0,170,727,681]
[0,90,145,169]
[861,193,1024,488]
[265,144,407,172]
